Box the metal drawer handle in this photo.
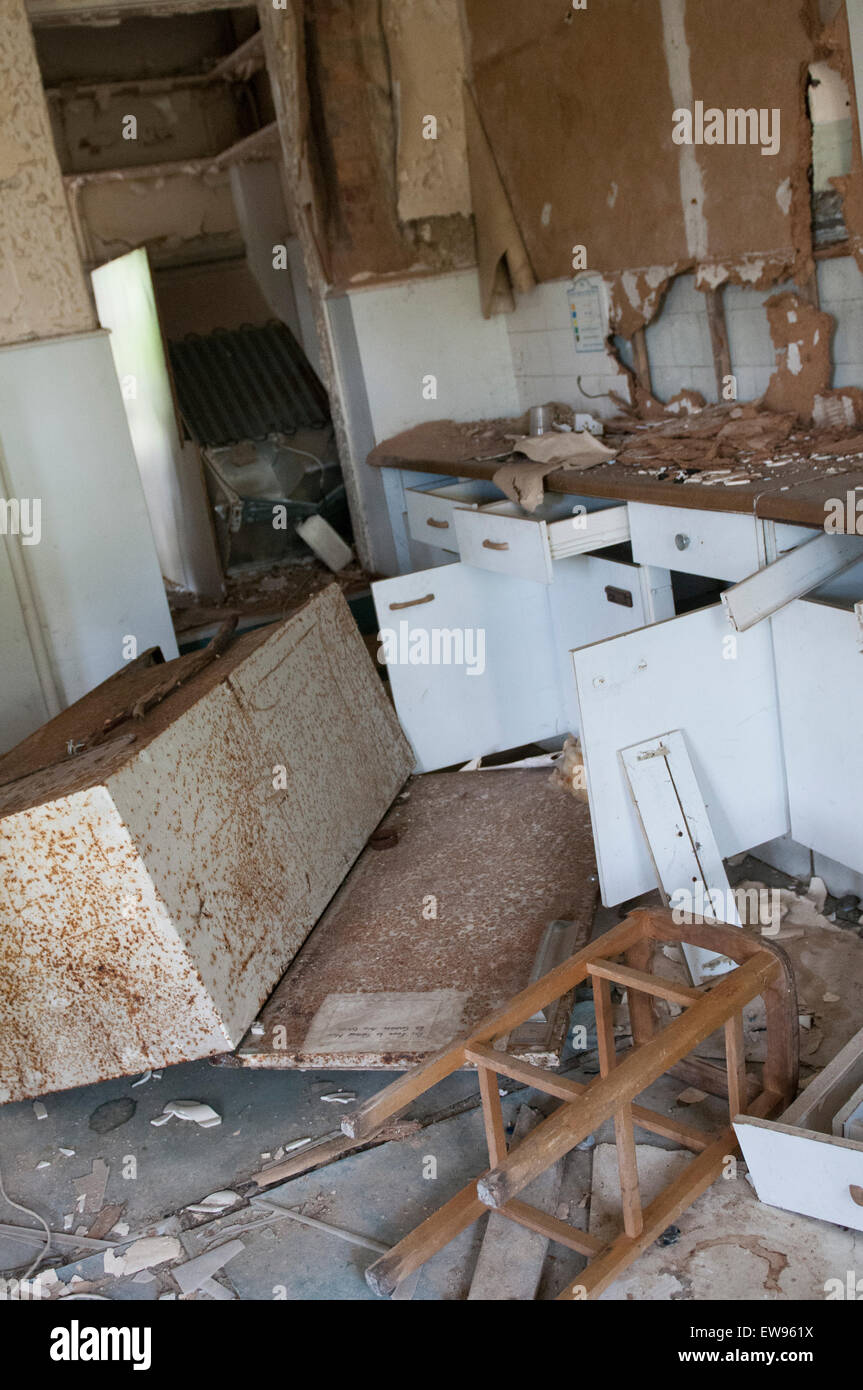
[389,594,434,611]
[605,585,633,608]
[482,539,509,551]
[850,1184,863,1207]
[426,517,449,529]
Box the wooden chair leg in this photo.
[725,1011,747,1120]
[593,973,643,1238]
[477,1063,507,1165]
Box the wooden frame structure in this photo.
[343,908,798,1301]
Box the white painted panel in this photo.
[734,1117,863,1233]
[348,270,519,442]
[772,598,863,875]
[547,556,648,733]
[92,248,222,596]
[628,502,758,580]
[373,563,559,772]
[573,604,788,905]
[0,330,178,714]
[0,536,51,751]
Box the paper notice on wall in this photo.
[303,990,467,1054]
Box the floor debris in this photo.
[151,1101,222,1129]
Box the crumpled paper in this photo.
[493,431,615,511]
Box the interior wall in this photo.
[344,268,519,442]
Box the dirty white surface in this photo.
[590,1142,861,1300]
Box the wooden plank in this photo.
[704,288,732,400]
[594,974,643,1238]
[365,1178,487,1297]
[465,1042,710,1152]
[587,959,702,1007]
[501,1199,604,1257]
[725,1012,747,1121]
[467,1106,562,1300]
[477,1065,507,1166]
[477,952,778,1210]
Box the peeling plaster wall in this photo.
[464,0,819,337]
[48,84,244,174]
[0,0,95,343]
[382,0,471,223]
[72,168,243,268]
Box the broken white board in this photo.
[772,598,863,877]
[735,1022,863,1233]
[572,603,788,906]
[722,531,863,631]
[619,730,738,983]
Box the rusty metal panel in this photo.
[231,770,599,1071]
[0,586,412,1103]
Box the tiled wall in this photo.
[506,256,863,418]
[505,279,629,419]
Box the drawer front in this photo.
[628,502,757,581]
[453,505,553,584]
[735,1116,863,1234]
[548,502,630,558]
[404,487,462,552]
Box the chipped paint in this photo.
[0,0,95,343]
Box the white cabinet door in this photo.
[373,555,666,773]
[772,598,863,876]
[572,603,788,906]
[547,556,651,733]
[373,564,561,771]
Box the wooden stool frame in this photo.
[343,908,798,1301]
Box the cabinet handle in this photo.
[426,517,449,529]
[605,585,633,608]
[850,1184,863,1207]
[482,539,509,551]
[389,593,435,611]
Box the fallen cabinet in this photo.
[735,1024,863,1233]
[230,769,598,1070]
[373,554,668,773]
[0,586,412,1103]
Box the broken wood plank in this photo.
[467,1106,563,1300]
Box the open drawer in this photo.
[404,478,502,553]
[453,492,630,583]
[735,1024,863,1233]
